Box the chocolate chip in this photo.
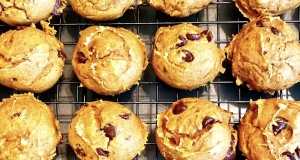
[296,148,300,158]
[52,0,63,15]
[96,148,108,157]
[58,51,67,61]
[272,118,287,136]
[11,112,21,119]
[282,151,296,160]
[173,102,187,115]
[12,78,17,81]
[256,19,268,27]
[176,35,187,47]
[202,116,215,128]
[75,148,86,157]
[77,52,88,63]
[102,124,116,140]
[271,27,282,36]
[119,113,131,120]
[201,30,213,42]
[186,33,200,40]
[181,49,194,62]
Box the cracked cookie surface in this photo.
[152,23,225,90]
[0,26,66,93]
[72,26,148,96]
[0,0,66,26]
[70,0,141,21]
[225,16,300,94]
[0,93,62,159]
[235,0,300,20]
[156,98,237,160]
[68,100,148,160]
[238,98,300,160]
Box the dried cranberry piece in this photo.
[52,0,63,15]
[296,148,300,158]
[173,102,187,115]
[201,30,213,42]
[223,152,236,160]
[272,118,287,136]
[186,33,200,40]
[282,151,296,160]
[58,51,67,61]
[75,148,86,157]
[202,116,215,128]
[119,113,131,120]
[96,148,109,157]
[16,26,26,30]
[256,19,268,27]
[77,52,88,63]
[0,3,5,10]
[230,134,235,145]
[132,0,138,7]
[271,27,283,36]
[102,124,116,140]
[182,49,194,62]
[176,35,187,47]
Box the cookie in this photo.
[69,0,141,21]
[0,25,66,93]
[68,100,148,160]
[147,0,212,18]
[0,0,66,26]
[156,98,237,160]
[0,93,62,159]
[238,98,300,160]
[72,26,148,96]
[225,16,300,94]
[235,0,300,20]
[152,23,225,90]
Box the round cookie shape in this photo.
[238,98,300,160]
[147,0,212,18]
[156,98,237,160]
[235,0,300,20]
[225,16,300,94]
[0,0,66,26]
[0,93,62,159]
[0,26,66,93]
[72,26,148,96]
[69,0,141,21]
[68,100,148,160]
[152,23,225,90]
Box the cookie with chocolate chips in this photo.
[225,16,300,94]
[0,25,66,93]
[72,26,148,96]
[69,0,142,21]
[0,93,62,159]
[238,98,300,160]
[68,100,148,160]
[152,23,225,90]
[0,0,66,26]
[156,98,237,160]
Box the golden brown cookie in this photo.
[72,26,148,96]
[69,0,141,21]
[0,93,62,159]
[147,0,212,18]
[68,100,148,160]
[235,0,300,20]
[0,25,66,93]
[238,98,300,160]
[152,23,225,90]
[0,0,66,26]
[225,16,300,94]
[156,98,237,160]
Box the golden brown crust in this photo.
[0,0,67,26]
[225,16,300,94]
[0,93,62,159]
[235,0,300,20]
[147,0,212,18]
[152,23,225,90]
[72,26,148,96]
[238,98,300,160]
[69,0,141,21]
[0,26,66,93]
[156,98,237,160]
[68,100,148,160]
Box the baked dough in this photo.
[72,26,148,96]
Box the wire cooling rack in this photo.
[1,0,300,159]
